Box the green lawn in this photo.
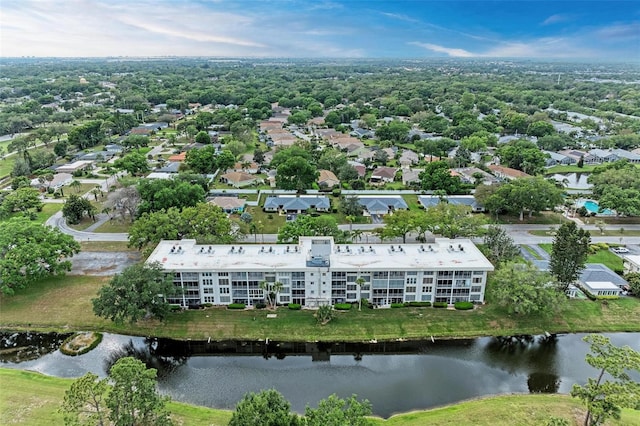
[92,219,131,233]
[538,244,624,271]
[522,245,543,260]
[544,164,599,174]
[34,203,63,224]
[489,211,568,225]
[1,369,638,426]
[0,155,16,178]
[2,273,640,341]
[529,229,640,237]
[402,194,423,211]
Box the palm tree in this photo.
[316,304,334,325]
[271,281,283,309]
[70,180,82,193]
[259,281,271,307]
[355,277,366,311]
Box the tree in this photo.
[379,210,415,243]
[497,139,547,175]
[340,196,363,217]
[278,215,341,243]
[122,135,149,150]
[276,157,319,191]
[60,373,109,426]
[355,276,366,311]
[63,194,95,224]
[550,222,591,293]
[106,357,174,426]
[0,217,80,295]
[489,262,565,315]
[195,130,211,145]
[483,225,520,266]
[54,140,68,157]
[67,120,105,149]
[304,394,372,426]
[424,203,486,239]
[137,179,206,214]
[1,187,43,217]
[527,121,555,138]
[185,145,217,174]
[92,262,176,324]
[571,335,640,426]
[418,161,463,194]
[624,272,640,296]
[375,120,410,142]
[229,389,298,426]
[114,152,149,176]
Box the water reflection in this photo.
[1,332,638,417]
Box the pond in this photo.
[550,172,592,190]
[1,332,639,417]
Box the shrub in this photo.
[254,302,267,309]
[169,304,182,312]
[596,295,620,300]
[60,332,103,356]
[227,303,246,310]
[406,301,431,307]
[288,303,301,310]
[334,303,352,310]
[454,301,474,310]
[432,302,448,308]
[390,303,405,308]
[332,188,341,197]
[202,303,213,308]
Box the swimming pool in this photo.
[576,200,615,216]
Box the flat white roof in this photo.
[584,281,621,291]
[624,255,640,266]
[147,237,494,272]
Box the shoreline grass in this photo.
[1,274,640,342]
[1,369,638,425]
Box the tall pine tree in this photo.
[550,222,591,293]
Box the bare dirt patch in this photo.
[69,251,141,276]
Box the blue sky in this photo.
[1,1,638,59]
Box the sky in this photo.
[1,1,638,60]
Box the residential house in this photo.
[105,144,124,153]
[260,120,283,132]
[209,196,246,214]
[156,162,181,173]
[399,149,420,166]
[168,152,186,162]
[578,264,627,297]
[233,161,260,174]
[488,165,531,181]
[543,151,576,167]
[451,167,499,186]
[590,148,640,164]
[558,150,598,165]
[31,172,73,190]
[589,149,620,163]
[357,196,408,216]
[220,171,257,188]
[56,160,93,174]
[419,195,485,212]
[402,168,423,186]
[347,161,366,178]
[147,236,494,307]
[318,170,340,188]
[623,255,640,274]
[369,166,398,185]
[263,195,330,213]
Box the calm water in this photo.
[1,332,639,417]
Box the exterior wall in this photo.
[165,264,489,308]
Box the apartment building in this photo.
[146,236,494,308]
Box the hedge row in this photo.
[454,301,474,310]
[334,303,352,310]
[390,303,405,308]
[288,303,301,310]
[227,303,246,310]
[432,302,448,308]
[405,301,432,307]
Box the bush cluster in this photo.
[454,301,474,310]
[227,303,246,310]
[60,332,103,356]
[432,302,448,308]
[288,303,301,310]
[390,303,405,308]
[254,302,267,309]
[169,304,182,312]
[334,303,352,310]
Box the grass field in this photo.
[529,229,640,237]
[2,273,640,341]
[92,219,131,233]
[538,244,624,271]
[1,369,638,426]
[79,241,133,252]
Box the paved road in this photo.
[46,211,128,242]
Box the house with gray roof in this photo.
[263,195,330,213]
[577,264,627,297]
[418,195,485,212]
[369,166,398,185]
[357,196,408,216]
[543,151,576,167]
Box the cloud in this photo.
[380,12,419,23]
[596,22,640,39]
[409,42,475,58]
[541,14,573,26]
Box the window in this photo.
[406,286,416,293]
[471,286,482,293]
[406,277,417,285]
[204,296,215,303]
[422,286,432,293]
[219,279,229,286]
[218,272,229,277]
[473,277,483,284]
[220,288,230,294]
[220,296,231,303]
[423,277,433,284]
[203,288,213,294]
[421,294,432,302]
[473,271,484,276]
